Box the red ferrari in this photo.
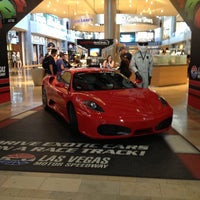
[42,67,173,139]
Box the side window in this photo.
[60,71,71,84]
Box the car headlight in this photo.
[83,100,104,112]
[158,96,169,106]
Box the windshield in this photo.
[73,71,136,91]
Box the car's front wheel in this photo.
[68,104,79,134]
[42,87,48,110]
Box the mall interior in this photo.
[0,0,200,199]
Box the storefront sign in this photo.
[31,35,45,44]
[77,39,114,48]
[116,14,154,24]
[72,15,94,26]
[95,14,159,26]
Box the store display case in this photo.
[151,55,188,86]
[153,55,187,65]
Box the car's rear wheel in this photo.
[68,104,79,134]
[42,87,48,110]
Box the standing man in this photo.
[12,52,17,69]
[56,52,66,73]
[16,51,22,69]
[119,52,132,79]
[130,40,153,88]
[63,53,72,69]
[47,49,58,75]
[119,46,128,60]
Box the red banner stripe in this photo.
[0,78,10,84]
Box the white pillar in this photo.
[104,0,116,39]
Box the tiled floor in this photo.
[0,67,200,200]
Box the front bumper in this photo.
[76,109,173,139]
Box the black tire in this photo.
[42,87,49,110]
[68,104,79,134]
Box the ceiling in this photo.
[31,0,180,32]
[31,0,178,18]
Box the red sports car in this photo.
[42,67,173,139]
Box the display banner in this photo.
[170,0,200,110]
[77,39,114,49]
[0,27,10,103]
[0,0,43,104]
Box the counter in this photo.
[151,64,188,86]
[129,55,188,87]
[150,55,188,86]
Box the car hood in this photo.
[74,88,171,116]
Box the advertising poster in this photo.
[0,0,42,104]
[171,0,200,110]
[0,0,26,103]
